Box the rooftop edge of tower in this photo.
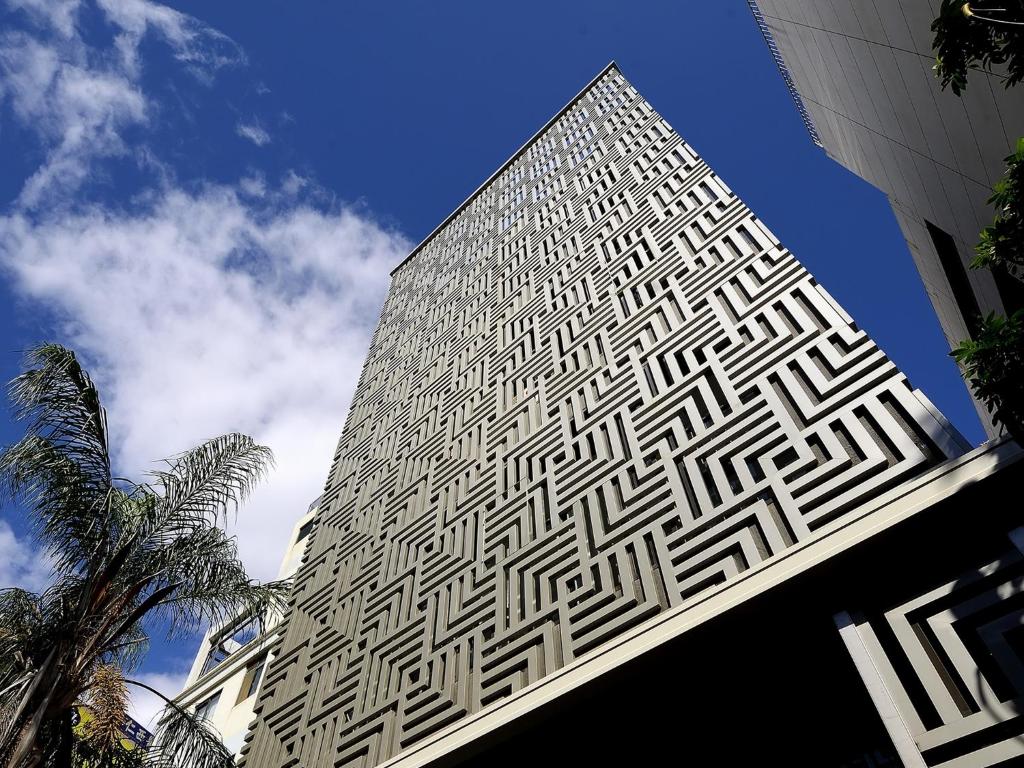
[390,60,621,277]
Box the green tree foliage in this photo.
[932,1,1024,96]
[0,344,291,768]
[931,3,1024,439]
[952,311,1024,440]
[966,141,1024,439]
[974,138,1024,275]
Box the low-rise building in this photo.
[172,498,320,756]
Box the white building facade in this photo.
[237,64,1024,766]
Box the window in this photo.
[194,691,221,721]
[926,220,982,336]
[993,265,1024,316]
[737,225,759,251]
[699,181,719,203]
[201,615,260,675]
[238,656,266,703]
[296,519,315,543]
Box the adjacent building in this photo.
[173,499,320,757]
[236,63,1024,767]
[747,0,1024,436]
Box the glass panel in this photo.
[200,616,261,675]
[194,690,221,721]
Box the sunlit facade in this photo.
[234,64,1024,767]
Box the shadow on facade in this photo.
[431,457,1022,767]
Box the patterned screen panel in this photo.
[240,65,966,767]
[846,529,1024,767]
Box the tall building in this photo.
[747,0,1024,437]
[173,499,320,756]
[240,64,1023,767]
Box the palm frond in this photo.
[0,345,284,768]
[0,437,107,573]
[125,679,235,768]
[149,433,273,529]
[0,676,28,736]
[157,577,292,643]
[145,523,290,638]
[148,709,234,768]
[0,344,116,575]
[0,588,43,684]
[5,344,110,496]
[100,624,151,673]
[0,586,42,643]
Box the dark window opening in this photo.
[296,519,316,543]
[194,691,221,721]
[201,615,260,675]
[993,265,1024,316]
[926,221,982,336]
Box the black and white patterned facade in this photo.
[240,64,967,767]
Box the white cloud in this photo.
[0,8,412,728]
[0,519,54,592]
[95,0,244,77]
[5,0,81,39]
[0,33,147,207]
[0,0,413,585]
[238,174,267,197]
[236,120,270,146]
[0,0,243,208]
[129,668,190,729]
[281,169,307,196]
[0,185,409,580]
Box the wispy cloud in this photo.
[0,0,244,209]
[236,119,270,146]
[0,0,411,716]
[0,29,146,207]
[1,186,408,579]
[0,0,412,576]
[95,0,245,76]
[6,0,81,39]
[0,519,54,593]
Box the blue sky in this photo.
[0,0,982,722]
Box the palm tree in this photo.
[0,344,291,768]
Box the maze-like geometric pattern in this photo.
[847,530,1024,768]
[240,64,966,767]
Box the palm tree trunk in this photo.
[50,708,73,768]
[5,673,64,768]
[0,650,54,751]
[6,713,45,768]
